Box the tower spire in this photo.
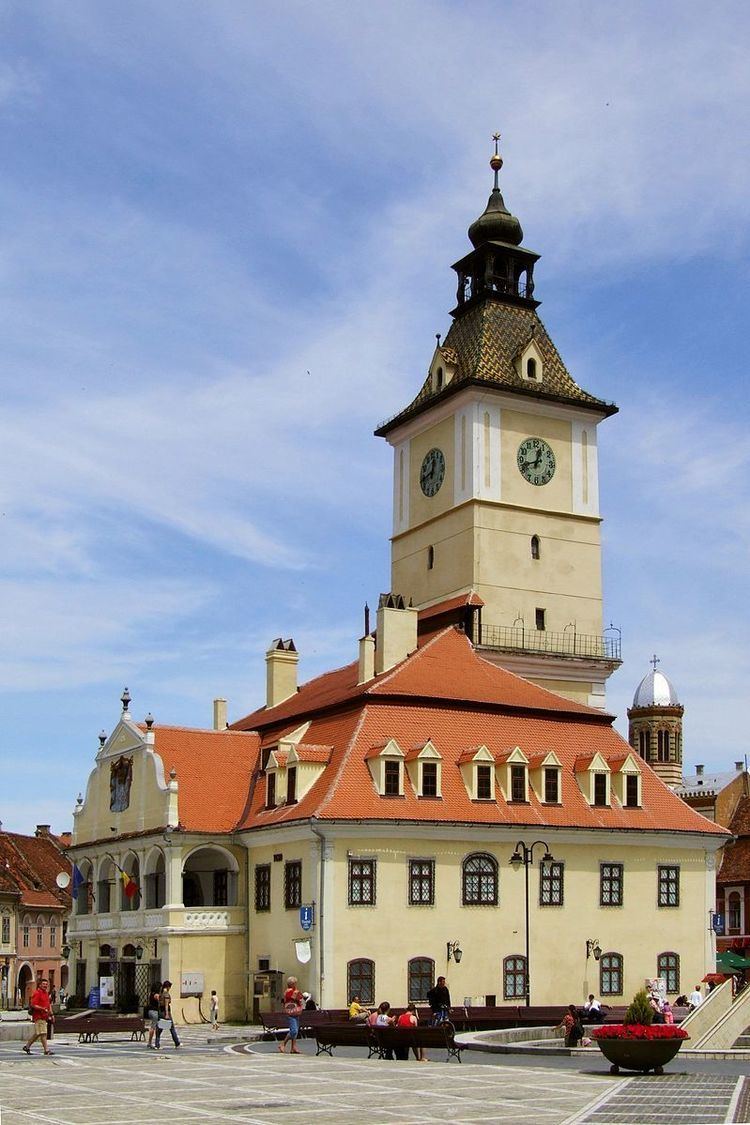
[491,131,503,191]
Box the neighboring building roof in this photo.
[631,669,681,709]
[677,768,746,797]
[233,627,725,839]
[0,830,71,911]
[376,302,616,436]
[149,726,260,833]
[718,796,750,884]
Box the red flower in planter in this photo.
[592,1024,688,1041]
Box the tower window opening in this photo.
[535,608,546,631]
[657,730,670,762]
[526,357,537,380]
[435,367,444,391]
[531,535,540,560]
[427,545,435,570]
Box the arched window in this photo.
[144,849,166,910]
[638,730,650,761]
[436,367,444,391]
[408,957,434,1002]
[462,853,498,906]
[526,357,537,380]
[728,892,742,933]
[120,854,141,912]
[36,916,44,948]
[657,730,670,762]
[657,951,680,993]
[76,862,93,916]
[427,545,434,570]
[347,958,374,1006]
[600,952,623,996]
[22,915,31,948]
[531,535,540,560]
[182,846,238,908]
[503,955,527,1000]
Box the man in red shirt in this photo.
[22,978,54,1056]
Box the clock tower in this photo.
[375,138,621,707]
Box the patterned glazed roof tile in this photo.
[150,726,259,833]
[377,303,617,435]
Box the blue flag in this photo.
[71,864,85,900]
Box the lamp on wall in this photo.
[447,940,463,964]
[61,944,71,961]
[135,938,157,961]
[586,938,602,961]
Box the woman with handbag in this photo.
[155,980,181,1050]
[278,976,304,1054]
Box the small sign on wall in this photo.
[180,972,204,997]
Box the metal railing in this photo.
[479,624,621,662]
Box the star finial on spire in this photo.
[650,654,661,672]
[490,131,503,189]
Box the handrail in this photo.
[478,625,621,662]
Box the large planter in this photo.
[595,1035,687,1074]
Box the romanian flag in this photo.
[120,870,138,899]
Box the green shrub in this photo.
[624,988,654,1026]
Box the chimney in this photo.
[358,634,375,684]
[736,762,744,772]
[696,764,704,776]
[213,698,228,730]
[266,638,298,708]
[35,825,50,838]
[374,594,418,676]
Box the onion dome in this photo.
[632,667,681,709]
[468,135,523,248]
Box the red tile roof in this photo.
[0,831,71,910]
[150,726,259,833]
[718,796,750,882]
[232,628,726,839]
[418,592,484,621]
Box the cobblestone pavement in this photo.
[0,1034,747,1124]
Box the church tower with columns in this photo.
[628,656,684,787]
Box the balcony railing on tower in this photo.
[478,624,621,663]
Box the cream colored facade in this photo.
[66,711,248,1021]
[242,823,721,1008]
[387,385,612,706]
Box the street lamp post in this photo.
[510,840,555,1007]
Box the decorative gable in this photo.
[528,750,562,804]
[575,751,611,807]
[365,738,405,797]
[458,745,496,801]
[609,753,642,808]
[404,739,442,798]
[514,337,544,384]
[496,746,530,803]
[428,343,459,394]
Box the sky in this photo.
[1,1,749,834]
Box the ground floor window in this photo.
[600,952,623,996]
[657,951,680,994]
[408,957,434,1002]
[347,958,374,1006]
[503,955,527,999]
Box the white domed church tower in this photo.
[628,657,684,787]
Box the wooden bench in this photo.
[71,1015,146,1043]
[373,1022,463,1063]
[314,1022,379,1057]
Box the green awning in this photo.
[716,950,750,971]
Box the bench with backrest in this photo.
[373,1022,462,1062]
[313,1022,378,1056]
[61,1015,146,1043]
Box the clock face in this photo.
[517,437,556,485]
[419,447,445,497]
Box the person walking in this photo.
[146,986,161,1048]
[426,976,451,1025]
[22,978,54,1056]
[278,976,304,1054]
[155,980,181,1049]
[210,990,219,1031]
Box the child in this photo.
[210,990,219,1031]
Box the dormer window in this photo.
[286,766,297,804]
[625,774,640,808]
[265,772,276,809]
[477,764,493,800]
[526,357,537,380]
[384,760,401,796]
[421,761,438,797]
[593,773,608,806]
[544,767,559,804]
[436,366,444,390]
[518,341,544,383]
[510,764,527,803]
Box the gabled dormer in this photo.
[428,343,459,394]
[285,743,332,803]
[528,749,562,804]
[496,746,530,803]
[265,747,288,808]
[609,753,643,808]
[365,738,405,797]
[404,739,442,798]
[458,745,496,801]
[575,751,611,807]
[514,336,544,384]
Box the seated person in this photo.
[396,1002,425,1061]
[349,995,368,1021]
